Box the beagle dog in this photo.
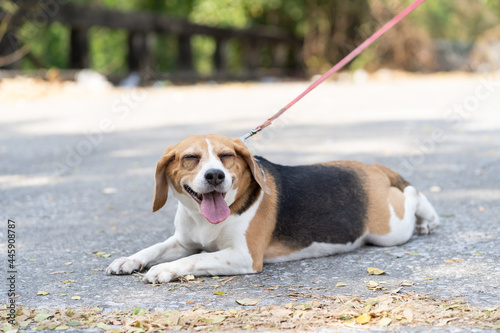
[107,134,439,283]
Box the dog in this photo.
[107,134,439,283]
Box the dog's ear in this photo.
[152,145,177,212]
[233,138,272,195]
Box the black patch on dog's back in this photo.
[257,157,368,248]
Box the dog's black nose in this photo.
[205,169,225,186]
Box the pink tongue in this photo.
[200,192,231,224]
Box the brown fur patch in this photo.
[363,165,392,236]
[227,146,261,215]
[264,241,296,260]
[363,164,408,235]
[245,172,278,272]
[230,174,260,215]
[373,163,410,191]
[388,187,405,219]
[153,136,211,212]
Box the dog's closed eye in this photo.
[219,153,234,160]
[182,155,200,169]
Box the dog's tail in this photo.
[374,163,410,191]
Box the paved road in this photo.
[1,73,499,328]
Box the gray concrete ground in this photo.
[1,73,499,330]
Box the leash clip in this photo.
[240,128,260,142]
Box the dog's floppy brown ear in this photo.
[152,146,177,212]
[233,138,272,195]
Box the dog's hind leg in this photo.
[367,186,420,247]
[415,192,440,235]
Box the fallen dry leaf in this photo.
[96,323,111,330]
[378,317,392,327]
[94,251,111,258]
[236,298,260,306]
[5,292,499,331]
[211,315,225,323]
[335,282,348,287]
[367,267,386,275]
[269,308,292,317]
[403,308,414,322]
[55,324,70,330]
[34,311,54,322]
[366,281,386,291]
[444,258,462,264]
[37,291,50,296]
[311,300,322,308]
[132,307,145,316]
[356,313,371,324]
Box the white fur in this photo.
[415,191,440,235]
[142,191,263,283]
[264,233,368,263]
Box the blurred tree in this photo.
[0,0,31,68]
[5,0,500,74]
[303,0,371,74]
[353,0,435,72]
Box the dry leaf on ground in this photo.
[367,267,386,275]
[2,293,498,331]
[236,298,260,306]
[356,313,371,324]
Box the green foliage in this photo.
[88,27,127,74]
[191,35,216,75]
[19,22,69,69]
[153,35,179,72]
[190,0,249,28]
[410,0,499,41]
[4,0,500,73]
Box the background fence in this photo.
[2,0,303,83]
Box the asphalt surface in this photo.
[1,73,499,330]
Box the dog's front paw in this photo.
[106,257,146,275]
[143,264,177,284]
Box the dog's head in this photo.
[152,134,271,224]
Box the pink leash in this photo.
[241,0,427,142]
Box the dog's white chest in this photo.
[174,206,222,250]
